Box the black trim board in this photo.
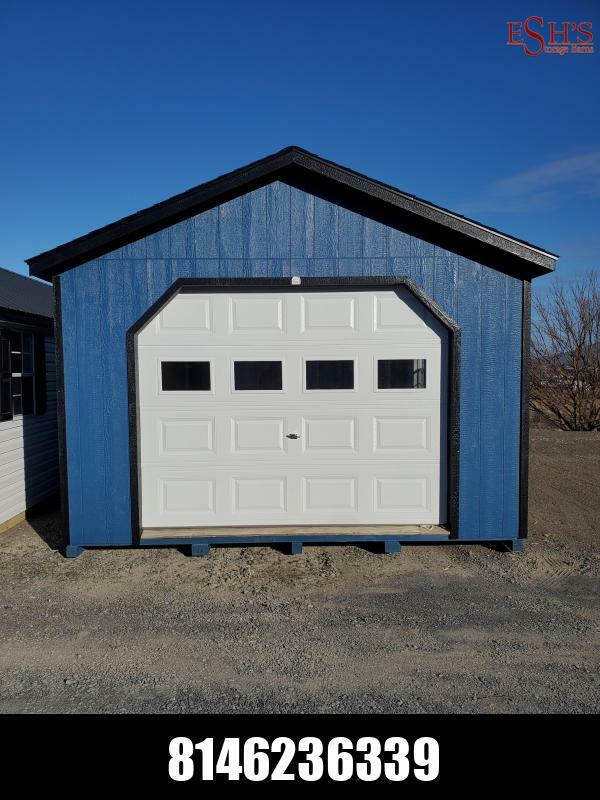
[519,280,531,539]
[53,275,70,549]
[27,146,557,281]
[126,277,461,546]
[0,306,53,331]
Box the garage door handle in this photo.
[286,433,300,440]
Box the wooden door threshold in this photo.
[141,524,449,541]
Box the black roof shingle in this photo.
[0,267,54,319]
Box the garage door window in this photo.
[377,359,426,389]
[161,361,211,391]
[234,361,282,390]
[306,360,354,390]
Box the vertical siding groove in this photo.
[67,271,87,540]
[479,269,507,537]
[100,266,110,541]
[503,276,521,536]
[106,261,130,542]
[72,273,85,539]
[217,199,221,276]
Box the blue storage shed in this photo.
[26,147,557,556]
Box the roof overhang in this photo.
[26,146,558,281]
[0,307,53,329]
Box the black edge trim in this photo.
[126,318,139,547]
[290,150,557,271]
[28,149,296,277]
[27,146,557,279]
[519,280,531,539]
[53,276,70,549]
[126,277,461,545]
[401,278,460,534]
[0,307,53,330]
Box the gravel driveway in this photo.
[0,430,598,713]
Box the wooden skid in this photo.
[65,536,525,556]
[139,524,451,555]
[190,543,210,557]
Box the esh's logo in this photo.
[507,17,593,56]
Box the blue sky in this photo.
[1,1,598,290]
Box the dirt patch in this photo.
[529,429,600,545]
[0,430,598,713]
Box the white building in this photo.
[0,267,57,530]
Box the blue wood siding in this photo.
[60,181,522,545]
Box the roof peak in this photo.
[26,146,557,280]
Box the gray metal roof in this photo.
[0,267,54,319]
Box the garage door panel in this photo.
[160,418,215,454]
[370,351,440,398]
[161,478,216,513]
[302,417,357,453]
[375,476,429,513]
[142,465,443,526]
[369,464,442,522]
[374,416,427,451]
[303,477,357,512]
[231,417,286,453]
[140,411,217,462]
[233,477,287,512]
[138,289,445,345]
[300,295,356,333]
[140,293,296,345]
[137,349,215,403]
[142,409,439,464]
[373,415,432,454]
[141,468,297,526]
[138,347,441,403]
[374,293,427,331]
[159,294,213,334]
[229,296,284,333]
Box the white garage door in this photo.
[137,287,447,528]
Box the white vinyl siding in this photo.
[0,336,58,525]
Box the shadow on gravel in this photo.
[24,495,64,552]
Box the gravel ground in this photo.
[0,429,598,714]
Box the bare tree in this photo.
[530,271,600,430]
